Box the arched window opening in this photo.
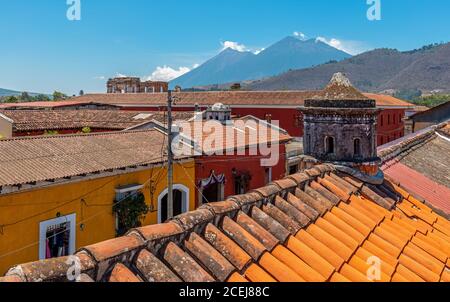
[158,184,190,223]
[325,136,335,154]
[354,138,361,157]
[160,190,183,223]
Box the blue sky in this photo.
[0,0,449,95]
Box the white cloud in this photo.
[221,41,248,52]
[315,37,367,55]
[93,76,106,80]
[293,32,307,40]
[115,73,128,78]
[144,64,199,82]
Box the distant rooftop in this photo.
[379,122,450,216]
[0,110,194,132]
[0,91,414,109]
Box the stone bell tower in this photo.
[299,73,381,176]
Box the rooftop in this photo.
[0,129,191,191]
[0,110,195,132]
[175,116,292,154]
[2,164,449,282]
[0,91,414,110]
[379,122,450,216]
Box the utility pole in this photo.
[167,90,174,220]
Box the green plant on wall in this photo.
[113,192,149,236]
[44,130,59,136]
[81,127,92,134]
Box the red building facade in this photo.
[193,144,288,208]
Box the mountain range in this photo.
[243,42,450,94]
[170,36,351,89]
[0,88,47,98]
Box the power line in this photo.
[0,160,174,260]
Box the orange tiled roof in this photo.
[178,118,292,154]
[0,110,194,132]
[0,92,414,109]
[2,164,449,282]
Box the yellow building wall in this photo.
[0,160,196,275]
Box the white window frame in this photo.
[39,214,76,260]
[157,184,190,223]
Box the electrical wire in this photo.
[0,159,176,260]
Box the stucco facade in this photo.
[0,162,195,274]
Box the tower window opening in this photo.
[354,138,361,157]
[325,136,335,154]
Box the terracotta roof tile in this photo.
[361,240,399,267]
[307,224,354,261]
[330,272,351,282]
[295,230,345,270]
[295,187,332,215]
[395,264,426,282]
[308,182,341,206]
[243,264,276,282]
[317,177,352,202]
[322,212,366,245]
[315,218,359,251]
[355,247,396,277]
[163,242,215,282]
[227,272,248,282]
[3,166,450,283]
[284,236,336,280]
[262,203,303,235]
[286,193,320,221]
[81,235,144,263]
[135,249,181,282]
[235,211,279,252]
[221,216,267,261]
[203,223,252,271]
[403,242,445,276]
[339,264,372,282]
[184,233,235,282]
[109,264,142,282]
[258,252,305,282]
[249,206,291,243]
[273,196,311,228]
[271,245,326,282]
[331,207,372,237]
[398,254,440,282]
[348,255,391,282]
[373,225,408,250]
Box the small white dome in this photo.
[212,103,227,110]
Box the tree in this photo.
[33,94,51,102]
[20,92,31,101]
[3,96,19,103]
[52,91,68,101]
[79,90,84,96]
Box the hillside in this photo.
[246,42,450,94]
[171,36,351,89]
